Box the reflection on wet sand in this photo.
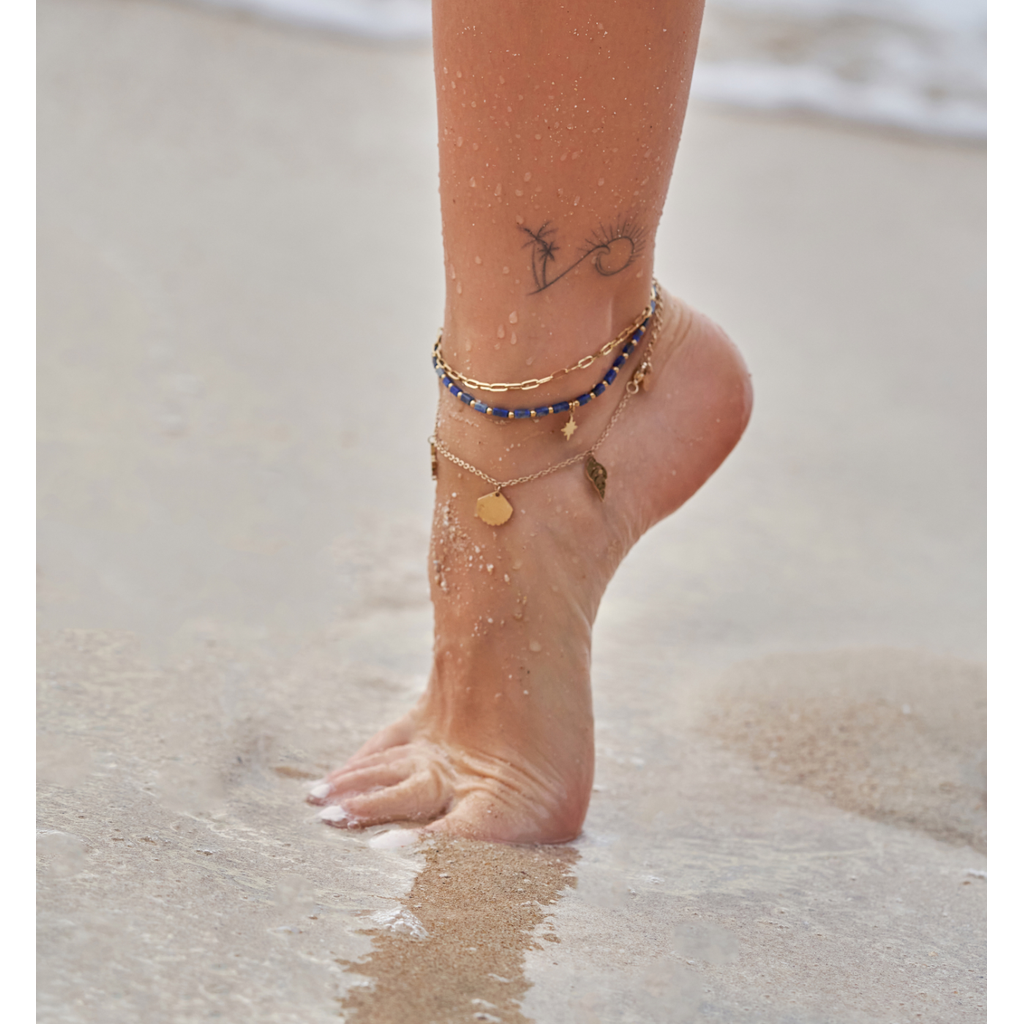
[338,835,578,1024]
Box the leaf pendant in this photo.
[585,454,607,500]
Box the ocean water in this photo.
[185,0,985,138]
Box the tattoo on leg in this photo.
[520,218,645,294]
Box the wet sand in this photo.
[38,0,985,1021]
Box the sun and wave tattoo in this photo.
[519,219,646,294]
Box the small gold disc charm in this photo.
[585,454,608,500]
[476,489,514,526]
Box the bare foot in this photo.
[308,291,752,843]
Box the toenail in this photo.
[318,805,353,824]
[308,783,330,800]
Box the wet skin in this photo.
[307,291,752,843]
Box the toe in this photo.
[334,770,452,827]
[307,760,414,805]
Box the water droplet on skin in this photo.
[497,325,505,339]
[509,311,518,324]
[471,101,477,108]
[457,70,463,78]
[598,178,605,185]
[534,133,542,140]
[515,215,524,225]
[524,172,532,182]
[472,142,479,150]
[457,137,464,147]
[522,689,529,695]
[494,183,502,197]
[457,281,463,294]
[573,196,580,205]
[529,640,542,652]
[515,190,523,197]
[475,255,482,264]
[470,177,477,187]
[498,75,505,85]
[502,266,509,274]
[450,267,456,279]
[510,332,517,345]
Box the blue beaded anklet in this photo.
[432,293,657,426]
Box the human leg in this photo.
[308,0,752,842]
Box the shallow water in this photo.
[38,0,985,1020]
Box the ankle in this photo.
[441,265,656,387]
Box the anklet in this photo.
[433,284,657,393]
[429,298,663,526]
[433,284,660,441]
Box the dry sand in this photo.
[38,0,985,1021]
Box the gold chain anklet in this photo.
[433,284,661,441]
[433,284,657,393]
[429,298,664,526]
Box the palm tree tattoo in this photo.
[520,218,645,294]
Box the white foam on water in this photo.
[694,0,986,138]
[367,827,422,850]
[369,906,429,939]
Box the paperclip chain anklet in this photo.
[433,284,660,440]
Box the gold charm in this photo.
[430,440,439,480]
[561,400,580,441]
[476,489,514,526]
[585,454,607,500]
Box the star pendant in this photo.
[561,414,578,440]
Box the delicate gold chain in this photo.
[433,284,657,393]
[430,297,664,491]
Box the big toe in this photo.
[318,768,453,828]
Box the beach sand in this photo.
[38,0,986,1021]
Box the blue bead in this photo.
[604,370,616,384]
[552,401,570,414]
[578,394,591,406]
[594,382,606,395]
[460,393,472,404]
[513,408,530,419]
[473,401,488,413]
[612,355,625,368]
[536,407,549,417]
[493,407,509,418]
